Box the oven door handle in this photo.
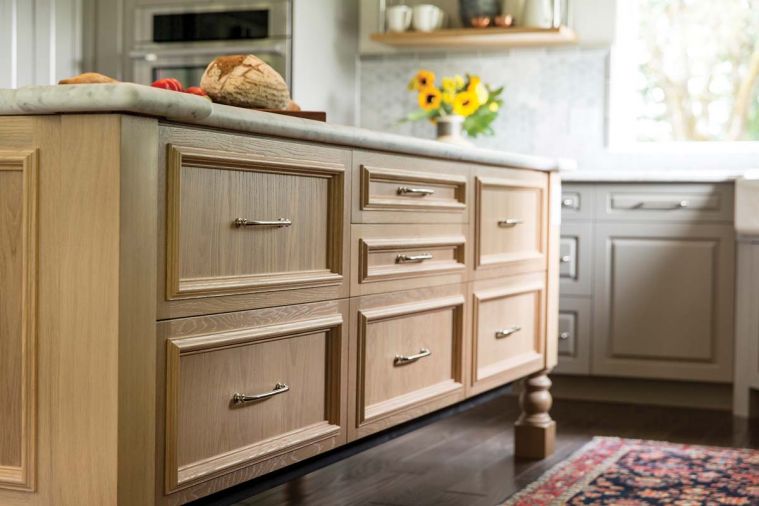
[129,43,288,60]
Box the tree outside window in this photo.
[614,0,759,142]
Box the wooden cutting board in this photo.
[255,110,327,122]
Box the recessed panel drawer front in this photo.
[353,150,469,223]
[559,237,577,279]
[351,223,468,296]
[351,287,466,438]
[163,301,348,493]
[561,184,595,221]
[596,184,734,222]
[471,274,546,394]
[166,144,346,300]
[475,174,548,275]
[554,296,592,375]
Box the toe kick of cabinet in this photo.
[348,284,468,440]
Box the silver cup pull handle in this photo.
[495,326,522,339]
[498,219,523,227]
[234,218,292,228]
[396,253,433,263]
[394,348,431,366]
[231,383,289,406]
[397,186,435,196]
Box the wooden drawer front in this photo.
[351,224,468,296]
[475,175,547,275]
[596,184,733,222]
[166,144,346,300]
[471,274,545,394]
[351,289,466,438]
[164,303,347,493]
[353,151,469,224]
[554,297,592,375]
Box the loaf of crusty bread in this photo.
[58,72,118,84]
[200,55,290,110]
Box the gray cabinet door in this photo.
[592,223,735,382]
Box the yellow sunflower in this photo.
[409,70,436,91]
[442,90,455,105]
[452,91,479,117]
[418,86,442,111]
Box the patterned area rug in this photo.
[504,437,759,505]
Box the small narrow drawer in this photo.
[350,224,468,296]
[165,143,348,301]
[559,222,593,296]
[597,184,733,222]
[475,172,548,276]
[560,184,595,221]
[554,297,592,375]
[559,237,577,279]
[162,300,348,493]
[349,285,466,439]
[352,150,469,223]
[470,274,546,395]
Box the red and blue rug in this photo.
[504,437,759,505]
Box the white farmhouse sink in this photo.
[735,171,759,235]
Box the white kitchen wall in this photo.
[292,0,359,125]
[0,0,83,88]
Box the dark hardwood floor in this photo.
[191,388,759,506]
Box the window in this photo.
[611,0,759,143]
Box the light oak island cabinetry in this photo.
[0,84,562,505]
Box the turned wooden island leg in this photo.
[514,370,556,459]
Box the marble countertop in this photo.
[561,169,749,183]
[0,83,571,172]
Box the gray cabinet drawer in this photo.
[595,184,733,222]
[561,184,594,221]
[559,222,593,296]
[554,297,591,375]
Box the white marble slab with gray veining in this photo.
[0,83,573,172]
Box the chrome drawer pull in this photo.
[397,186,435,196]
[559,332,570,340]
[630,200,688,210]
[396,253,433,264]
[561,198,577,209]
[560,255,572,264]
[394,348,431,366]
[498,219,523,227]
[234,218,292,228]
[495,326,522,339]
[231,383,289,406]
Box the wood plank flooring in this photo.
[190,387,759,506]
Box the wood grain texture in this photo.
[352,150,470,224]
[473,169,548,280]
[157,125,352,320]
[117,115,159,506]
[0,149,37,492]
[369,25,578,48]
[348,284,468,440]
[165,144,345,299]
[470,274,546,396]
[543,171,561,370]
[350,223,469,296]
[159,299,349,498]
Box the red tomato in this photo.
[185,86,207,97]
[151,78,184,92]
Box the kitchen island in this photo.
[0,84,563,505]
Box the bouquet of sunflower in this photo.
[403,70,503,137]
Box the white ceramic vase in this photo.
[436,115,472,147]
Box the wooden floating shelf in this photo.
[370,26,577,48]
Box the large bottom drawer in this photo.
[159,300,349,496]
[470,273,547,395]
[348,284,467,440]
